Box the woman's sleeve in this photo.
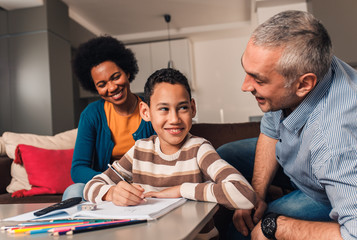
[71,111,102,183]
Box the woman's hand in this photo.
[144,185,182,198]
[104,181,146,206]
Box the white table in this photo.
[0,200,218,240]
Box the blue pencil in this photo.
[26,228,51,235]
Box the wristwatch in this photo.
[261,212,281,240]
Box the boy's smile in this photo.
[140,82,196,155]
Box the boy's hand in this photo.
[144,185,182,198]
[233,197,267,236]
[104,181,145,206]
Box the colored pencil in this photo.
[2,219,91,231]
[20,219,88,226]
[8,221,90,234]
[25,221,108,235]
[26,228,53,235]
[1,220,83,230]
[66,220,147,235]
[50,220,128,234]
[2,219,114,233]
[7,221,88,231]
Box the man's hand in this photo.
[144,185,182,198]
[104,181,145,206]
[233,197,267,236]
[251,221,268,240]
[251,215,343,240]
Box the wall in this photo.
[189,0,309,123]
[69,19,97,126]
[0,10,11,132]
[192,33,262,123]
[0,0,74,135]
[256,0,308,24]
[253,0,357,66]
[309,0,357,65]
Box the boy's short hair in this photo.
[144,68,192,106]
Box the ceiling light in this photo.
[164,14,174,69]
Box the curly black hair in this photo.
[72,35,138,93]
[144,68,192,106]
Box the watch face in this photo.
[262,217,276,237]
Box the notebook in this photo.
[4,198,187,222]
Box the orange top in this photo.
[104,97,142,160]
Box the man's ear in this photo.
[139,101,151,122]
[296,73,317,98]
[190,98,197,118]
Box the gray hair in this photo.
[252,10,333,86]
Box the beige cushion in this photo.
[3,129,77,159]
[6,162,32,193]
[0,137,5,156]
[2,129,77,193]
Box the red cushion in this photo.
[12,144,74,197]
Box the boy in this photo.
[84,68,256,238]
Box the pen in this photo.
[107,164,146,202]
[107,164,131,184]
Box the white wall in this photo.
[256,0,308,24]
[191,34,262,123]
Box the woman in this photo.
[62,36,155,200]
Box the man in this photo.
[217,10,357,240]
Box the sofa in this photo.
[0,122,262,204]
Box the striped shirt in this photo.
[84,134,256,210]
[261,56,357,240]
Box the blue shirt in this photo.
[261,57,357,239]
[71,98,155,184]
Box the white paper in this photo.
[3,198,187,222]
